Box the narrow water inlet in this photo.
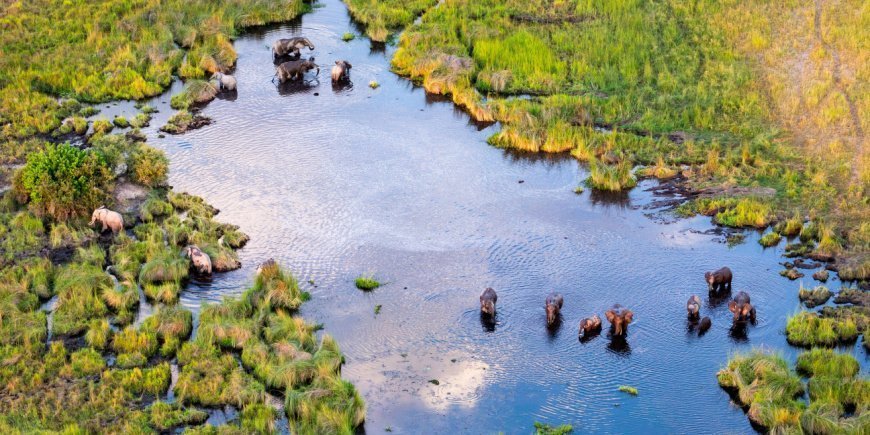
[113,0,870,433]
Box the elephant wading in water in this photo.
[272,37,314,60]
[686,295,701,319]
[545,293,563,326]
[578,314,602,338]
[479,287,497,316]
[274,59,319,83]
[728,291,756,322]
[182,245,212,275]
[211,72,237,91]
[331,60,352,83]
[705,267,732,292]
[90,207,124,234]
[605,304,634,336]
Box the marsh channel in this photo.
[87,0,867,432]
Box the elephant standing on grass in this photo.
[90,207,124,234]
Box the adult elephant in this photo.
[274,59,319,83]
[605,304,633,336]
[728,291,756,322]
[272,37,314,60]
[182,245,212,275]
[90,206,124,234]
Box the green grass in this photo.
[355,275,381,291]
[798,284,832,308]
[618,385,638,396]
[534,422,574,435]
[785,311,859,347]
[586,160,637,192]
[758,231,781,248]
[341,32,356,42]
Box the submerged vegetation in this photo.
[718,349,868,433]
[346,0,869,279]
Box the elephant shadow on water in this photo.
[579,329,601,344]
[276,79,319,96]
[707,288,732,308]
[606,332,632,356]
[546,316,563,340]
[479,312,497,333]
[215,90,238,102]
[728,322,750,342]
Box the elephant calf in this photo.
[275,59,319,83]
[545,293,563,326]
[90,206,124,234]
[331,60,352,83]
[605,304,633,336]
[272,37,314,60]
[578,314,602,337]
[182,245,212,275]
[705,267,732,292]
[480,287,497,316]
[728,291,755,322]
[686,295,701,319]
[212,72,237,91]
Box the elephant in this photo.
[686,295,701,319]
[728,291,756,322]
[698,316,712,335]
[212,72,237,91]
[331,60,352,83]
[545,293,563,326]
[479,287,497,316]
[578,314,602,337]
[90,206,124,234]
[705,267,732,292]
[274,59,319,83]
[181,245,212,275]
[605,304,634,336]
[272,37,314,60]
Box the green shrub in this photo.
[148,401,208,431]
[758,231,781,247]
[341,32,355,42]
[112,116,129,128]
[103,362,172,396]
[140,197,173,222]
[171,80,217,110]
[129,113,152,129]
[128,144,169,187]
[355,275,381,291]
[69,348,105,377]
[785,312,858,347]
[585,160,636,191]
[16,143,113,220]
[92,119,114,135]
[85,319,112,350]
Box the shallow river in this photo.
[99,0,866,432]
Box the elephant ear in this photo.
[728,300,738,313]
[605,310,616,323]
[624,310,634,324]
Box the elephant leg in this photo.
[101,222,108,231]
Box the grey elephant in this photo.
[182,245,212,275]
[605,304,633,336]
[90,206,124,234]
[480,287,497,316]
[272,37,314,59]
[274,59,319,83]
[331,60,352,83]
[212,72,237,91]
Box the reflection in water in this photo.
[332,81,354,93]
[729,322,750,342]
[276,79,320,96]
[707,289,732,308]
[215,90,238,102]
[589,189,630,208]
[579,329,601,344]
[547,316,563,340]
[606,334,632,356]
[479,312,496,333]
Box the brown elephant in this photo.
[686,295,701,319]
[90,206,124,234]
[605,304,633,336]
[578,314,602,337]
[274,59,319,83]
[705,267,732,292]
[698,316,712,335]
[182,245,212,275]
[728,291,755,322]
[545,293,563,326]
[331,60,352,83]
[272,37,314,60]
[479,287,497,316]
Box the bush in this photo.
[355,275,381,291]
[128,144,169,187]
[112,116,129,128]
[758,231,781,247]
[16,143,113,220]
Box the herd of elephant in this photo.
[479,266,756,339]
[271,36,352,84]
[201,36,352,93]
